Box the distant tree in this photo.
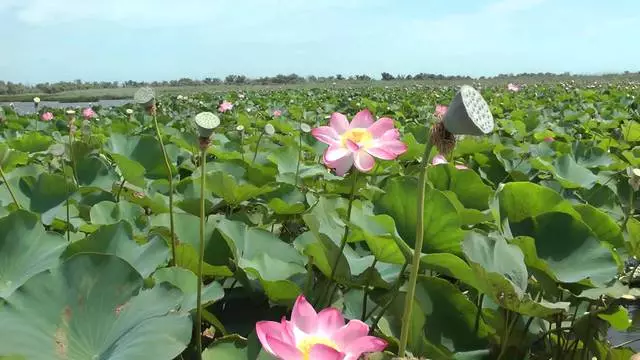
[381,72,394,81]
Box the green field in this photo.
[0,82,639,359]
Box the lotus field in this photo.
[1,82,640,360]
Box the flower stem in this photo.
[623,187,635,229]
[295,131,303,186]
[152,111,177,267]
[321,171,359,307]
[398,136,434,357]
[252,132,264,164]
[0,164,19,209]
[361,258,378,321]
[196,146,207,359]
[63,166,71,242]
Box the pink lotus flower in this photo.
[543,136,555,143]
[434,104,448,119]
[41,112,54,122]
[82,107,96,120]
[507,83,520,92]
[273,109,283,117]
[431,154,468,170]
[256,295,387,360]
[311,109,407,176]
[218,100,233,113]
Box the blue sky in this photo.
[1,0,639,83]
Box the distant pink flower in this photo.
[256,295,387,360]
[434,104,448,119]
[431,153,468,170]
[41,112,54,122]
[543,136,555,143]
[507,83,520,92]
[218,100,233,113]
[311,109,408,176]
[82,107,96,120]
[273,109,283,117]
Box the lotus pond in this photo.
[0,82,639,360]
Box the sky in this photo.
[1,0,639,83]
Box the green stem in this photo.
[115,178,126,202]
[623,187,635,229]
[0,164,19,209]
[369,262,408,331]
[321,171,359,306]
[68,131,78,185]
[152,111,177,267]
[239,132,245,162]
[361,258,378,321]
[252,132,264,164]
[398,136,434,357]
[63,166,71,242]
[474,294,485,334]
[295,131,303,186]
[497,311,519,360]
[196,146,207,359]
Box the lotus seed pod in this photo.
[125,108,134,115]
[33,97,40,104]
[134,87,156,107]
[442,85,494,136]
[194,112,220,138]
[236,125,245,132]
[66,109,76,115]
[264,123,275,136]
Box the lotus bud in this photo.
[264,123,275,136]
[628,167,640,191]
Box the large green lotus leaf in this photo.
[106,133,178,178]
[573,204,624,248]
[427,164,493,210]
[264,184,306,215]
[152,267,224,311]
[214,218,306,281]
[151,213,234,272]
[572,142,614,168]
[110,153,146,188]
[0,253,191,360]
[627,218,640,257]
[206,171,276,206]
[8,132,53,153]
[462,232,528,297]
[622,120,640,141]
[347,210,406,265]
[63,221,168,278]
[17,173,76,225]
[302,196,348,245]
[495,182,579,224]
[415,276,491,354]
[461,231,568,316]
[0,143,28,171]
[90,200,148,233]
[419,253,479,290]
[509,212,617,285]
[0,210,67,298]
[202,334,276,360]
[597,305,630,331]
[375,177,465,255]
[76,155,119,191]
[532,155,598,189]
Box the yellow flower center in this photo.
[341,128,373,148]
[297,335,339,360]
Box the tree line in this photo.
[1,71,638,95]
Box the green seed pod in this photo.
[442,85,494,136]
[194,112,221,138]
